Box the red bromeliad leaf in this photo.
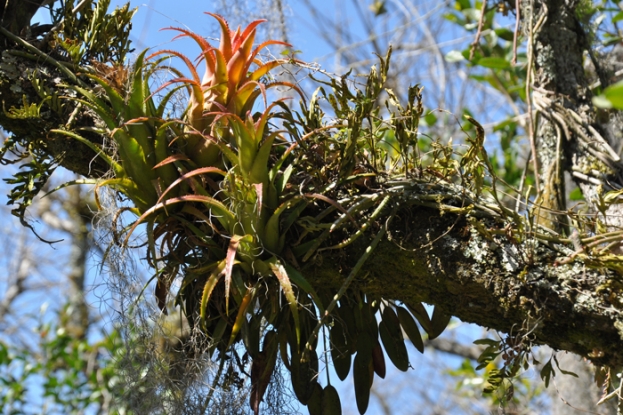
[250,350,266,415]
[161,13,293,125]
[152,154,191,169]
[147,49,202,84]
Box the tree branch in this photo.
[307,200,623,368]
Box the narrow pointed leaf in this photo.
[283,263,325,316]
[124,194,235,244]
[200,260,226,325]
[268,258,300,345]
[228,286,255,347]
[225,235,246,315]
[429,307,452,340]
[156,166,227,204]
[396,306,424,353]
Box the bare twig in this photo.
[469,0,488,60]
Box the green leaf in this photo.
[455,0,471,11]
[473,338,500,346]
[428,306,452,339]
[322,385,342,415]
[592,94,613,109]
[596,80,623,109]
[330,321,352,381]
[424,111,438,126]
[569,187,584,201]
[379,318,408,372]
[603,34,623,47]
[353,351,373,414]
[613,11,623,22]
[462,48,481,62]
[443,12,465,26]
[477,57,510,69]
[494,28,515,41]
[307,382,323,415]
[395,306,424,353]
[199,260,226,326]
[540,359,554,388]
[283,263,325,316]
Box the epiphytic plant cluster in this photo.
[4,8,489,415]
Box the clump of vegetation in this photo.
[38,10,484,413]
[4,1,623,414]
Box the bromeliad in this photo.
[45,11,418,415]
[151,12,300,167]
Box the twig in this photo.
[512,0,521,65]
[469,0,488,60]
[201,356,226,414]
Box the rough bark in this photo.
[0,0,48,34]
[304,199,623,368]
[0,44,109,177]
[527,0,623,225]
[1,0,623,373]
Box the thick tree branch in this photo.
[305,197,623,368]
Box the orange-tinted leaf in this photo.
[152,153,191,169]
[148,49,201,84]
[200,260,226,324]
[236,19,265,51]
[247,39,290,72]
[250,59,288,82]
[228,286,255,347]
[205,13,234,59]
